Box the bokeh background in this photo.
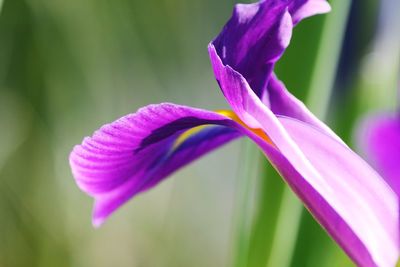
[0,0,398,266]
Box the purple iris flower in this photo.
[69,1,399,266]
[360,113,400,196]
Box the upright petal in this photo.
[69,103,242,226]
[267,74,344,143]
[360,115,400,196]
[210,0,330,97]
[289,0,331,25]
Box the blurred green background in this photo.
[0,0,398,266]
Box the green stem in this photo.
[232,140,261,267]
[357,1,400,111]
[306,0,352,118]
[265,189,302,267]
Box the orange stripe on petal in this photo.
[216,110,274,146]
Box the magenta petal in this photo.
[360,115,400,196]
[69,103,242,226]
[274,116,399,267]
[289,0,331,25]
[209,45,262,128]
[208,49,399,264]
[267,74,344,143]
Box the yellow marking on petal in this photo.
[216,110,274,146]
[173,125,209,149]
[172,110,274,151]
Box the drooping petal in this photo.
[359,115,400,196]
[210,0,330,97]
[210,41,399,265]
[223,97,400,265]
[275,116,399,267]
[69,103,242,226]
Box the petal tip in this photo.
[279,9,293,49]
[291,0,331,25]
[92,201,109,228]
[233,2,260,24]
[92,216,105,228]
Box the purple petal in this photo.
[208,48,399,264]
[274,117,399,267]
[290,0,331,25]
[69,103,242,226]
[267,73,344,143]
[210,0,330,97]
[360,115,400,196]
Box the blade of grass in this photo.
[231,139,262,267]
[245,165,284,267]
[357,0,400,111]
[306,0,352,118]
